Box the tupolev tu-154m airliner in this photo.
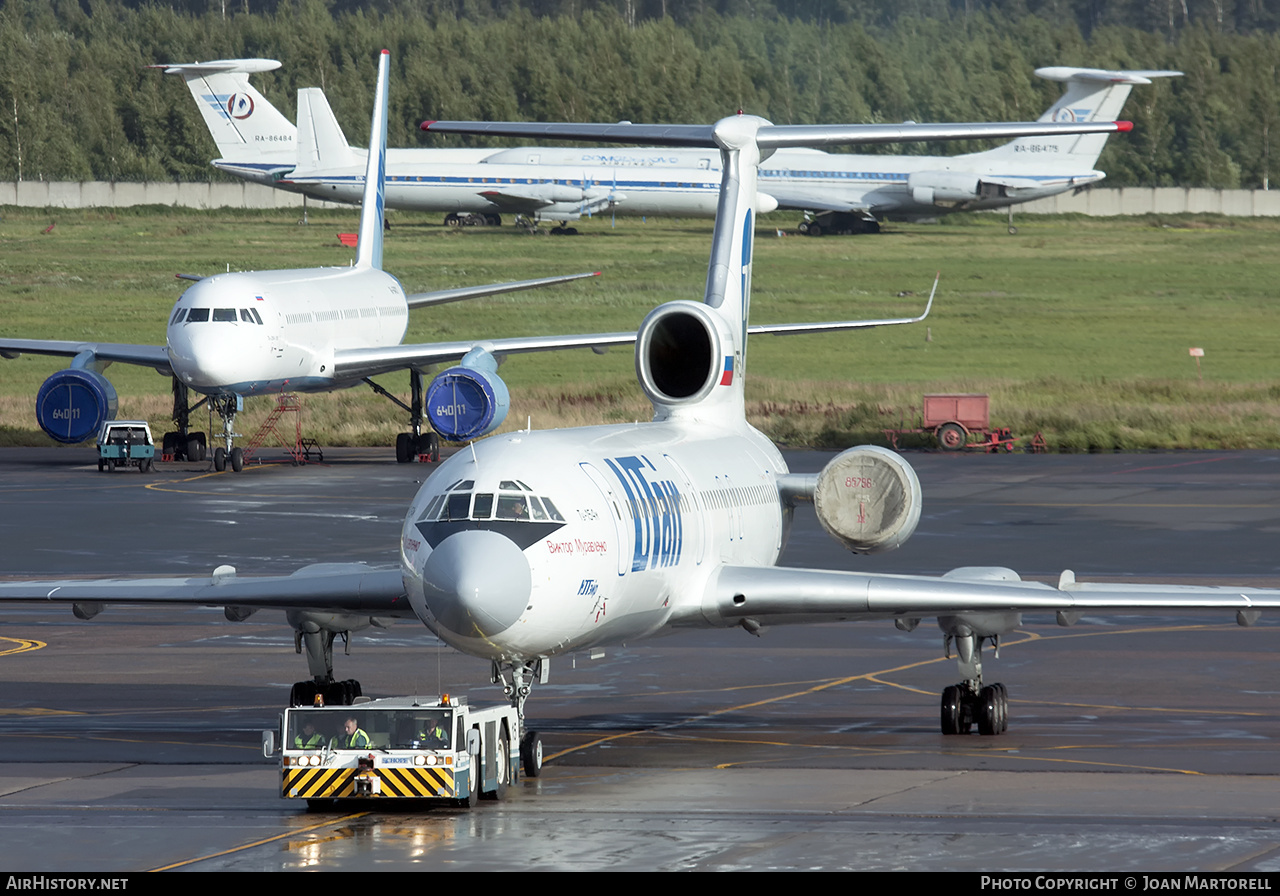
[0,51,614,468]
[1,59,1265,782]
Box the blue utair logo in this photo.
[604,455,683,573]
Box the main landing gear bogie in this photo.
[289,678,363,707]
[940,682,1008,736]
[395,431,440,463]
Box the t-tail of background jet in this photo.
[974,67,1182,169]
[155,58,297,185]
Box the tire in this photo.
[807,223,823,237]
[936,422,966,451]
[97,459,105,472]
[139,457,151,473]
[520,731,543,778]
[213,447,226,472]
[977,685,1004,736]
[290,681,317,707]
[189,433,207,462]
[444,213,460,227]
[940,685,963,735]
[395,432,412,464]
[425,432,440,463]
[458,753,480,808]
[484,214,501,227]
[230,447,244,472]
[483,732,510,801]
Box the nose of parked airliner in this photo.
[421,530,531,639]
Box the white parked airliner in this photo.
[161,58,1175,234]
[2,70,1258,781]
[0,51,617,467]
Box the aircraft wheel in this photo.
[484,214,501,227]
[936,423,966,451]
[483,731,510,801]
[977,684,1007,736]
[425,432,440,462]
[940,685,963,735]
[1008,225,1018,235]
[188,433,207,462]
[797,221,810,234]
[395,432,412,463]
[807,223,823,237]
[213,447,227,472]
[520,731,543,778]
[230,447,244,472]
[444,213,460,227]
[290,681,318,707]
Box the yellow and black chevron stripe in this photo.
[283,766,457,799]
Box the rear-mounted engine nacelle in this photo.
[814,445,921,553]
[636,301,735,411]
[908,170,983,206]
[35,367,118,444]
[425,347,510,442]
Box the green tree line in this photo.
[1,0,1277,188]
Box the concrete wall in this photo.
[0,181,348,210]
[2,181,1280,216]
[1015,187,1280,217]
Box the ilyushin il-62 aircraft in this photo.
[160,57,1176,235]
[0,52,614,468]
[0,54,1252,780]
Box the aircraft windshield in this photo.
[420,480,564,523]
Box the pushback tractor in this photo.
[264,695,523,809]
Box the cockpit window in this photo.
[186,308,210,322]
[249,307,264,325]
[445,492,471,520]
[472,493,494,519]
[452,480,474,491]
[240,309,254,323]
[170,308,186,325]
[499,480,522,491]
[496,494,529,520]
[541,497,565,521]
[212,308,238,322]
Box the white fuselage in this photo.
[398,419,789,662]
[164,266,408,396]
[280,144,1099,222]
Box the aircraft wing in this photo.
[332,331,640,380]
[0,339,172,374]
[338,285,934,380]
[702,565,1280,627]
[0,564,414,617]
[406,271,602,309]
[760,189,873,215]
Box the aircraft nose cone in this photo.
[421,530,531,638]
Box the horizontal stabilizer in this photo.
[1035,66,1183,86]
[152,58,282,77]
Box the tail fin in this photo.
[155,59,297,182]
[980,67,1181,167]
[354,51,390,271]
[296,87,362,172]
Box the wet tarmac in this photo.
[2,446,1279,871]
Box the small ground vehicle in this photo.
[265,695,526,809]
[95,421,156,472]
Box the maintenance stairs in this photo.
[241,393,323,466]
